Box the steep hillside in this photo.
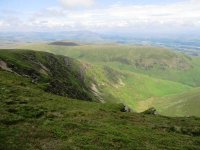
[1,69,200,150]
[0,49,95,101]
[19,43,200,87]
[138,88,200,117]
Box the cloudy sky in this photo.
[0,0,200,35]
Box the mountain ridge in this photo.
[17,43,200,86]
[0,49,96,101]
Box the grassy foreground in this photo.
[1,70,200,150]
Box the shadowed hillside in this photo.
[0,49,95,101]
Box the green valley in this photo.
[19,43,200,87]
[16,43,200,116]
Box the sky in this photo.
[0,0,200,36]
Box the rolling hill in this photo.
[0,49,192,114]
[18,43,200,87]
[14,43,200,117]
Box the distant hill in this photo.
[49,41,79,46]
[18,43,200,87]
[0,31,107,48]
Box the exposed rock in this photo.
[39,63,49,75]
[91,83,105,103]
[0,60,13,72]
[143,107,159,115]
[120,104,132,112]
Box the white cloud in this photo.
[0,0,200,33]
[56,0,200,30]
[59,0,95,8]
[0,20,10,27]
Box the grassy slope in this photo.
[138,88,200,117]
[1,70,200,150]
[19,43,200,87]
[86,65,191,110]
